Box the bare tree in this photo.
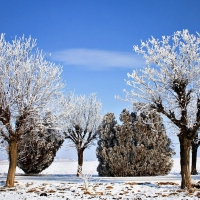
[118,30,200,189]
[64,93,102,176]
[0,34,69,187]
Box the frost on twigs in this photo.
[0,34,72,186]
[77,165,93,192]
[64,93,103,175]
[121,30,200,135]
[0,34,66,142]
[118,29,200,189]
[96,108,174,176]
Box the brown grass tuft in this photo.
[27,188,40,193]
[48,189,56,193]
[196,192,200,197]
[125,182,138,185]
[188,187,197,194]
[157,182,179,186]
[96,191,104,195]
[106,185,113,189]
[84,191,92,195]
[169,192,179,196]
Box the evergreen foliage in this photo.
[0,34,67,186]
[118,30,200,189]
[96,109,174,176]
[17,114,64,174]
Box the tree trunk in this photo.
[77,148,84,176]
[191,141,198,175]
[6,140,18,187]
[179,136,192,189]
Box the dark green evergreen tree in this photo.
[17,113,64,174]
[96,113,118,176]
[96,109,174,176]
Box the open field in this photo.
[0,158,200,199]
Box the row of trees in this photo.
[1,30,200,191]
[17,93,102,176]
[0,34,103,186]
[117,29,200,189]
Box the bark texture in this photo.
[179,136,192,189]
[191,140,198,175]
[6,140,18,187]
[77,148,84,176]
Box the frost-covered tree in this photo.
[119,30,200,189]
[96,109,174,176]
[132,109,174,175]
[96,113,118,176]
[0,34,69,187]
[17,112,64,174]
[64,93,102,176]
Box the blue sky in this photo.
[1,0,200,160]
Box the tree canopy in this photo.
[119,30,200,189]
[96,109,174,177]
[0,34,71,186]
[64,93,103,175]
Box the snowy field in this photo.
[0,158,200,199]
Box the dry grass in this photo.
[196,192,200,197]
[157,182,179,186]
[105,185,113,189]
[27,188,40,193]
[48,189,56,193]
[188,187,197,194]
[168,192,179,196]
[57,187,67,191]
[125,182,138,185]
[192,183,200,189]
[95,191,104,195]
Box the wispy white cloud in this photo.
[52,48,145,70]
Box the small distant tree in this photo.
[191,133,200,175]
[64,93,102,176]
[0,34,68,187]
[96,109,174,176]
[17,112,64,174]
[118,30,200,189]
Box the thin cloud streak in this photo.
[52,48,145,70]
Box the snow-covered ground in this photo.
[0,158,200,199]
